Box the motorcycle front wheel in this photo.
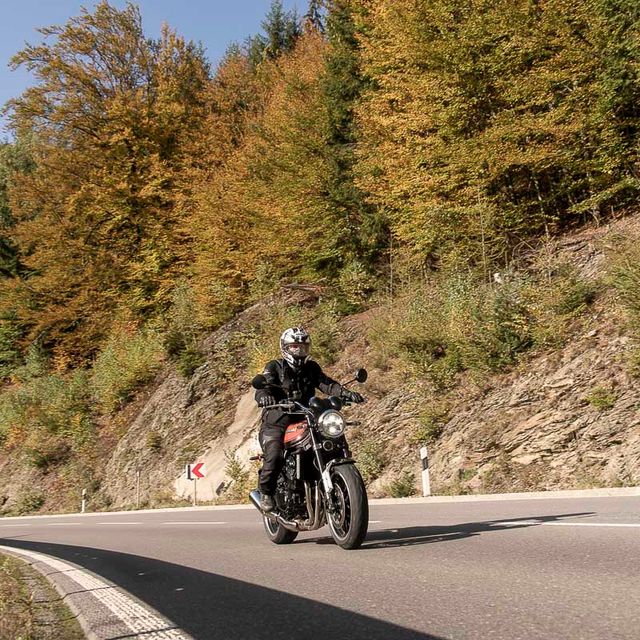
[327,464,368,550]
[263,515,299,545]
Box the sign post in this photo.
[420,447,431,497]
[186,463,206,506]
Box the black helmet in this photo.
[280,327,311,369]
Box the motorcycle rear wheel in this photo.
[327,464,368,550]
[263,515,299,544]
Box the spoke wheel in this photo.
[263,515,298,545]
[327,464,368,550]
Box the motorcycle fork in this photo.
[309,428,338,514]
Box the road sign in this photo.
[186,462,206,480]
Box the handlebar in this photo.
[261,396,364,412]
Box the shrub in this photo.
[0,313,22,379]
[611,240,640,326]
[386,470,416,498]
[222,449,253,503]
[410,402,449,444]
[176,345,206,378]
[368,271,533,388]
[585,386,617,410]
[91,325,164,413]
[146,431,163,453]
[354,439,387,484]
[164,281,206,378]
[0,370,94,464]
[15,490,45,514]
[336,260,373,313]
[309,302,341,365]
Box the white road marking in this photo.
[0,545,190,640]
[45,522,83,526]
[97,522,142,525]
[492,520,640,529]
[368,520,382,524]
[160,521,227,525]
[0,524,31,527]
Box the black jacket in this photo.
[255,359,343,427]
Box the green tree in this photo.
[247,0,301,67]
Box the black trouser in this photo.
[258,425,286,495]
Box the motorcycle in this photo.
[248,369,369,550]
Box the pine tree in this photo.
[305,0,325,33]
[317,0,384,272]
[247,0,302,67]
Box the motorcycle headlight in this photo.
[317,410,345,438]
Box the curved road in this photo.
[1,493,639,639]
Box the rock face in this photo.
[99,288,319,508]
[428,328,640,493]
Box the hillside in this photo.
[1,0,640,515]
[100,212,640,505]
[3,212,637,514]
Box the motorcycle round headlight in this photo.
[317,410,345,438]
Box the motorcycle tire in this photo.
[327,463,368,550]
[263,515,299,544]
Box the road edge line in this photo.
[0,545,193,640]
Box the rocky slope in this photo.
[91,215,639,508]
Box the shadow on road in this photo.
[0,538,442,640]
[303,512,596,549]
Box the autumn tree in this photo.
[5,1,209,362]
[354,0,640,271]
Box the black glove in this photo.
[258,394,276,408]
[343,390,364,404]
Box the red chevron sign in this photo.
[186,462,205,480]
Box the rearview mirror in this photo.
[252,374,267,390]
[355,368,368,383]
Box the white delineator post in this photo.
[420,447,431,497]
[81,488,87,514]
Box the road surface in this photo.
[1,494,639,639]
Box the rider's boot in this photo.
[260,492,275,512]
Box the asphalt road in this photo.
[1,495,639,640]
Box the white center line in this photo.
[492,520,640,529]
[160,521,227,525]
[46,522,83,526]
[97,522,142,525]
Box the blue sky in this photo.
[0,0,305,137]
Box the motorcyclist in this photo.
[254,326,364,512]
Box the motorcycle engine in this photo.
[275,456,305,517]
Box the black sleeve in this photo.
[310,361,343,397]
[254,360,284,405]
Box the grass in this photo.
[584,386,617,410]
[368,263,599,389]
[0,552,84,640]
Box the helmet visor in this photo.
[284,343,310,359]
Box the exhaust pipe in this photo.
[248,490,299,532]
[249,490,262,511]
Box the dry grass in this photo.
[0,552,83,640]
